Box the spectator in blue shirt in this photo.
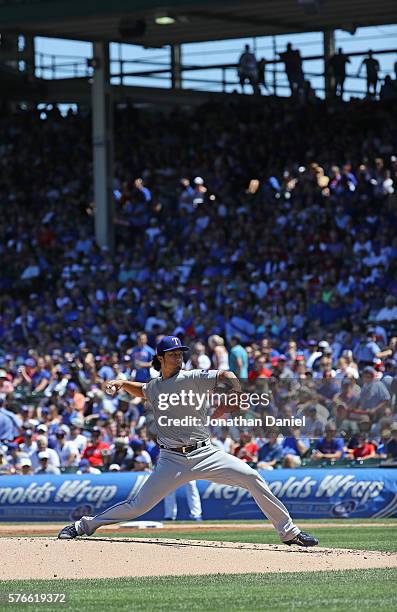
[0,403,21,441]
[257,429,284,469]
[229,336,248,378]
[97,358,115,381]
[31,357,51,393]
[282,426,310,467]
[312,421,344,461]
[130,332,155,383]
[353,330,383,366]
[360,366,391,419]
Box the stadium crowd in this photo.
[1,95,397,475]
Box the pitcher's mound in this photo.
[2,537,397,580]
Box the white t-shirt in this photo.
[54,441,80,467]
[68,434,87,455]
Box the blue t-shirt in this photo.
[31,369,51,387]
[354,340,381,363]
[229,345,248,378]
[315,436,344,457]
[0,408,21,440]
[97,365,114,381]
[258,442,284,463]
[131,344,155,382]
[282,436,310,457]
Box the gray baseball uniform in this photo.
[77,369,300,542]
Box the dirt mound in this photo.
[0,521,395,538]
[2,537,397,580]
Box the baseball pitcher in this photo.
[58,336,318,547]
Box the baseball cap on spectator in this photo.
[91,427,101,436]
[25,358,36,367]
[20,458,32,467]
[41,407,50,415]
[156,336,189,355]
[363,366,376,377]
[318,341,330,349]
[38,451,50,460]
[193,176,204,185]
[67,382,78,391]
[114,437,128,447]
[390,423,397,432]
[79,459,90,468]
[24,429,33,437]
[308,340,317,346]
[0,369,8,378]
[36,424,48,433]
[109,464,121,471]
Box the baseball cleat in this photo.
[57,524,79,539]
[285,531,319,547]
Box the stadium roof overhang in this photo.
[1,0,397,46]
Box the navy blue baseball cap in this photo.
[156,336,189,355]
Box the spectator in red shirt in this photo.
[82,427,110,467]
[233,431,259,464]
[347,433,376,460]
[248,355,272,380]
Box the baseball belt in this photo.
[159,439,210,454]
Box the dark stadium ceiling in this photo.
[1,0,396,45]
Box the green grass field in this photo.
[1,521,396,612]
[1,569,396,612]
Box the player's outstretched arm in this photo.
[104,379,146,398]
